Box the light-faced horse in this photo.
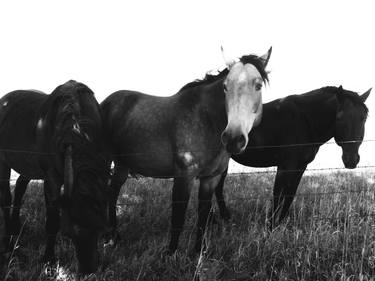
[0,80,110,274]
[215,86,371,228]
[101,48,272,252]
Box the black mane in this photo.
[57,81,110,177]
[40,81,110,226]
[179,53,269,92]
[239,54,269,83]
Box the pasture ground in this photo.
[2,170,375,281]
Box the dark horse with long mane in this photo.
[101,48,272,252]
[0,80,110,274]
[215,85,371,228]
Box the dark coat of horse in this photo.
[0,80,110,274]
[101,48,272,253]
[215,86,371,228]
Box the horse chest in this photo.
[301,146,319,164]
[199,149,230,178]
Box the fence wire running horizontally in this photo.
[0,138,375,210]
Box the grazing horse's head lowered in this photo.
[38,81,110,274]
[334,86,371,169]
[221,47,272,154]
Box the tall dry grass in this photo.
[1,170,375,280]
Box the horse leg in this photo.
[43,177,60,264]
[0,164,11,249]
[10,175,30,235]
[214,169,231,221]
[195,175,222,253]
[168,177,192,253]
[276,167,306,224]
[106,164,128,245]
[0,207,5,255]
[268,165,306,230]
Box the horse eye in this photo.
[223,83,227,92]
[255,83,262,91]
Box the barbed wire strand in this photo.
[107,164,375,179]
[2,164,375,185]
[0,139,374,157]
[3,174,374,210]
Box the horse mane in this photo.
[179,53,269,92]
[179,68,229,92]
[40,81,110,228]
[239,54,269,83]
[53,80,110,177]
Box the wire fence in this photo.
[2,141,375,280]
[2,157,375,267]
[0,138,375,209]
[0,138,373,156]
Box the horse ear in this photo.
[259,47,272,68]
[360,88,372,103]
[221,46,236,68]
[336,87,345,104]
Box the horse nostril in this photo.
[232,134,247,152]
[221,131,229,146]
[236,134,247,149]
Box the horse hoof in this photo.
[43,261,58,278]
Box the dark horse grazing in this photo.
[0,80,110,274]
[101,48,272,252]
[215,86,371,228]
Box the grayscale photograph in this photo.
[0,1,374,280]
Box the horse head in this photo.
[334,86,371,169]
[221,47,272,154]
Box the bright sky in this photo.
[0,0,374,173]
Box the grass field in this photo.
[2,170,375,281]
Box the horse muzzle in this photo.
[342,153,360,169]
[221,131,248,155]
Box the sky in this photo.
[0,0,374,173]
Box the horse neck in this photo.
[301,90,338,143]
[193,78,227,132]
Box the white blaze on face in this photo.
[223,62,263,152]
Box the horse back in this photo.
[233,96,320,167]
[101,90,178,175]
[0,90,47,177]
[0,90,46,146]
